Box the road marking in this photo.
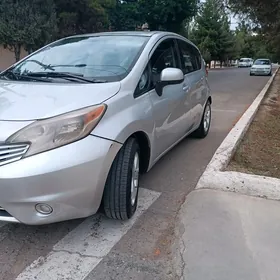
[16,188,161,280]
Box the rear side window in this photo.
[177,40,201,74]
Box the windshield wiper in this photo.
[26,72,106,83]
[49,64,87,68]
[0,70,19,80]
[0,70,52,82]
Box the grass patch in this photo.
[227,71,280,178]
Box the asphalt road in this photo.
[0,67,274,280]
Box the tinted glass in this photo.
[150,39,179,85]
[8,36,149,82]
[254,59,270,65]
[151,39,178,72]
[178,40,201,74]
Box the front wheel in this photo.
[192,100,211,138]
[103,138,140,220]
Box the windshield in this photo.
[3,35,149,82]
[240,59,250,62]
[254,59,270,65]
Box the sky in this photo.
[230,15,239,30]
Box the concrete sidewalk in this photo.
[177,189,280,280]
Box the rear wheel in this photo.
[103,137,140,220]
[192,100,211,138]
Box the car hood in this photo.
[252,65,271,69]
[0,80,121,121]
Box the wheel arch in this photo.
[130,131,151,174]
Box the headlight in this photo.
[6,104,107,157]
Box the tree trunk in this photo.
[14,44,21,62]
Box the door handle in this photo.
[183,85,190,91]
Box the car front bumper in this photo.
[0,136,122,225]
[250,69,271,75]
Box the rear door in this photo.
[177,39,207,128]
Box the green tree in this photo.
[190,0,232,66]
[54,0,115,38]
[138,0,199,33]
[217,13,235,65]
[108,0,141,31]
[233,21,253,58]
[228,0,280,60]
[230,21,273,60]
[0,0,57,61]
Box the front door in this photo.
[148,38,192,161]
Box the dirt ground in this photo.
[228,71,280,178]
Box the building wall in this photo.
[0,45,27,70]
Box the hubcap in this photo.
[203,105,211,132]
[131,152,140,206]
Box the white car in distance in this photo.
[250,59,272,76]
[238,58,253,68]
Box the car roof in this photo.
[63,31,198,51]
[65,31,189,40]
[67,31,169,38]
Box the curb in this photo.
[196,67,280,200]
[208,67,237,71]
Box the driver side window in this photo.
[150,39,178,86]
[134,39,179,97]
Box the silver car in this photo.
[0,31,211,225]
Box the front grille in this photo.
[0,143,29,166]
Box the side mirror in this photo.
[155,68,184,96]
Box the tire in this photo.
[250,72,253,76]
[103,137,140,220]
[192,100,211,138]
